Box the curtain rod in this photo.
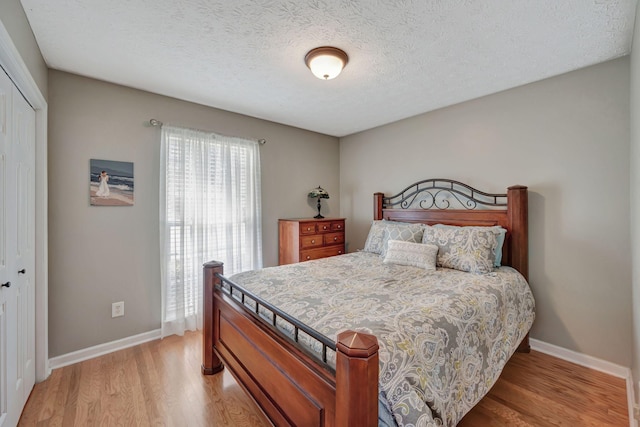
[149,118,266,145]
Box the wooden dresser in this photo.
[278,218,346,265]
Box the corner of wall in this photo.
[630,0,640,422]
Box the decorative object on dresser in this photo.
[279,218,345,265]
[307,186,330,218]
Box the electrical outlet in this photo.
[634,404,640,421]
[111,301,124,318]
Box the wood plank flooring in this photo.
[19,331,629,426]
[19,332,270,426]
[459,350,628,426]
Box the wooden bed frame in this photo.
[202,179,529,426]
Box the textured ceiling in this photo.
[20,0,638,137]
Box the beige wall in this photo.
[48,70,339,357]
[631,1,640,404]
[0,0,47,98]
[340,57,631,366]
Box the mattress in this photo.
[227,251,535,427]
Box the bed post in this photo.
[202,261,225,375]
[374,192,384,220]
[507,185,528,280]
[335,330,379,427]
[507,185,531,353]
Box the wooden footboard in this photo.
[202,261,379,427]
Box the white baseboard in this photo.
[530,338,637,427]
[48,329,162,370]
[627,378,638,427]
[530,338,629,378]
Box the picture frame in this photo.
[90,159,134,206]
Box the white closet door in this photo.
[13,75,36,411]
[0,67,12,427]
[0,68,35,427]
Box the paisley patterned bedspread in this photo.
[228,252,535,427]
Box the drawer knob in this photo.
[334,237,338,241]
[307,227,311,231]
[1,282,10,288]
[338,251,342,254]
[323,226,327,230]
[311,239,315,244]
[306,256,311,260]
[337,225,341,229]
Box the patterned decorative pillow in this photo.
[422,225,500,273]
[383,240,438,270]
[380,223,426,257]
[433,224,507,267]
[363,220,424,255]
[362,220,387,254]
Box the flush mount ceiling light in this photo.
[304,46,349,80]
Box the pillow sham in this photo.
[362,220,387,254]
[383,240,438,270]
[380,223,425,257]
[363,220,424,255]
[433,224,507,267]
[494,227,507,266]
[423,225,500,273]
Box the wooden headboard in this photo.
[373,179,528,280]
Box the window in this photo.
[160,125,262,337]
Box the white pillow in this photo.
[383,240,438,270]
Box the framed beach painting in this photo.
[90,159,134,206]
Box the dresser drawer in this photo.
[330,221,344,232]
[317,222,332,233]
[300,234,323,249]
[300,245,345,262]
[323,232,344,246]
[300,223,317,235]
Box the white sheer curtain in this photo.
[159,125,262,338]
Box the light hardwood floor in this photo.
[19,331,629,426]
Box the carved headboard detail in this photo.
[381,178,506,210]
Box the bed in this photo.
[202,179,535,426]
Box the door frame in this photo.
[0,22,48,381]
